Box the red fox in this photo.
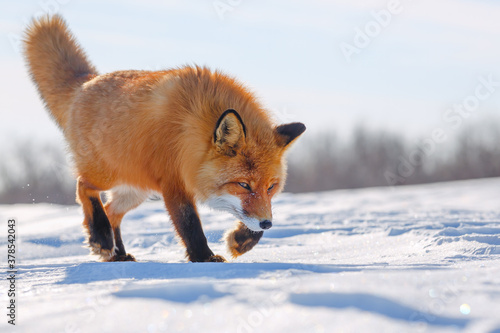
[23,15,305,262]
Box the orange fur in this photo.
[23,15,305,262]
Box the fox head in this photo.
[201,109,305,232]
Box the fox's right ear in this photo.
[275,122,306,148]
[214,109,247,156]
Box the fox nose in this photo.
[259,220,272,230]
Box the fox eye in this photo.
[238,182,251,191]
[268,183,277,191]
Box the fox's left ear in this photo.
[214,109,247,156]
[275,122,306,148]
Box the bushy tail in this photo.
[23,15,97,129]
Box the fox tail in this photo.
[23,14,97,129]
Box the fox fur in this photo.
[23,15,305,262]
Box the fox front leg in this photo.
[165,197,226,262]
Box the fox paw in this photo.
[109,253,136,262]
[225,222,264,258]
[88,242,115,262]
[206,255,227,262]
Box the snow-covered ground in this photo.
[1,178,500,333]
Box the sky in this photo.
[1,0,500,151]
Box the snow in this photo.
[1,178,500,333]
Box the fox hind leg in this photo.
[104,185,149,261]
[77,177,115,261]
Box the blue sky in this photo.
[1,0,500,150]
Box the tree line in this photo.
[1,119,499,204]
[286,119,500,192]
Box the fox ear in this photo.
[275,122,306,148]
[214,109,247,156]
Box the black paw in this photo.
[109,253,136,262]
[205,255,227,262]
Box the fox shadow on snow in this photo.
[54,262,359,284]
[49,262,471,328]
